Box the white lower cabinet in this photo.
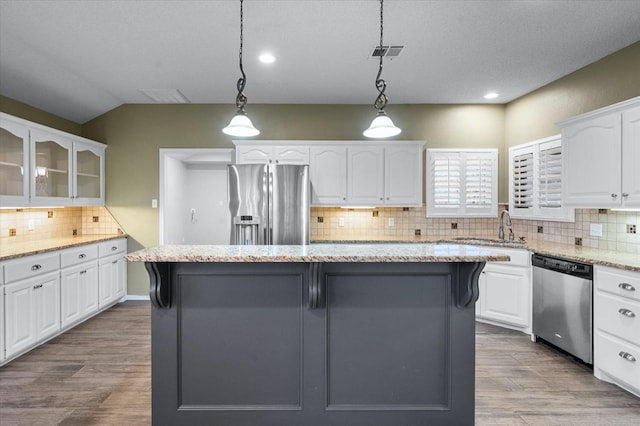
[61,261,99,328]
[476,247,532,334]
[5,271,61,358]
[594,265,640,397]
[98,239,127,308]
[1,237,127,365]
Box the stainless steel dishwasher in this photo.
[532,253,593,364]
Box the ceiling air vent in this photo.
[371,45,405,59]
[139,89,190,103]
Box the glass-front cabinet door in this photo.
[30,129,73,206]
[0,115,30,207]
[73,141,105,205]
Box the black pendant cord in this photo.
[374,0,388,112]
[235,0,248,112]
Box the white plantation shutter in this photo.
[465,156,494,209]
[432,154,461,208]
[508,136,574,221]
[538,142,562,209]
[512,150,534,211]
[427,149,497,217]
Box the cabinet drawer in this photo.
[596,290,640,346]
[596,331,640,392]
[60,245,98,268]
[4,252,60,284]
[596,266,640,302]
[98,238,126,257]
[480,247,530,267]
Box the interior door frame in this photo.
[159,148,234,245]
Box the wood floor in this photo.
[1,301,639,425]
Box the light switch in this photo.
[590,223,603,237]
[152,199,158,208]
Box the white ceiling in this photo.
[1,0,640,124]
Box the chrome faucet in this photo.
[498,209,512,240]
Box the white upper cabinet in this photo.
[622,105,640,208]
[559,97,640,208]
[426,149,498,217]
[310,145,348,205]
[313,141,424,207]
[235,141,310,165]
[0,114,30,206]
[0,113,105,207]
[30,128,74,206]
[509,135,574,221]
[236,140,424,207]
[347,146,384,205]
[385,145,423,206]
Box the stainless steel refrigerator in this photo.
[228,164,310,245]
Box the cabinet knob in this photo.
[80,270,87,275]
[275,160,279,164]
[112,260,118,264]
[78,253,86,259]
[619,282,636,292]
[622,193,629,198]
[618,308,636,318]
[33,284,43,290]
[31,264,42,271]
[111,246,117,251]
[386,197,389,200]
[611,193,618,199]
[380,197,383,201]
[619,351,637,363]
[343,197,346,201]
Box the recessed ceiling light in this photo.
[483,92,499,100]
[258,53,276,64]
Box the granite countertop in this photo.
[0,234,126,261]
[125,243,510,263]
[312,236,640,272]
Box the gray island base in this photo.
[129,244,508,426]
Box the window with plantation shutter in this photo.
[426,149,498,217]
[509,135,574,221]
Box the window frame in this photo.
[426,148,498,218]
[508,135,575,222]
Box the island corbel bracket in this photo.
[308,262,325,309]
[145,262,171,309]
[455,262,485,308]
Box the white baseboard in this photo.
[125,294,150,301]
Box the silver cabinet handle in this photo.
[611,193,618,199]
[619,283,636,292]
[622,193,629,198]
[80,270,87,275]
[111,246,117,251]
[380,197,383,200]
[31,264,42,271]
[33,284,43,289]
[619,351,637,363]
[112,260,118,264]
[78,253,86,259]
[618,308,636,318]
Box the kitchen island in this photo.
[127,243,509,426]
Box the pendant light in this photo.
[363,0,401,138]
[223,0,260,137]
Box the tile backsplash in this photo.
[0,206,124,246]
[311,206,640,254]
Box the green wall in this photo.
[505,41,640,147]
